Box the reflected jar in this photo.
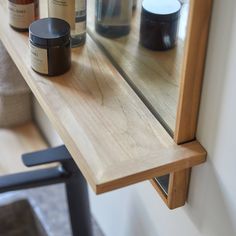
[8,0,39,31]
[95,0,132,38]
[140,0,181,51]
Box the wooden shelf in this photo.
[87,0,189,131]
[0,0,206,194]
[0,123,53,175]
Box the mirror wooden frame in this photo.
[150,0,213,209]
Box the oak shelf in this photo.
[0,0,206,199]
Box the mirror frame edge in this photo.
[152,0,214,209]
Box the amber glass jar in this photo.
[29,18,71,76]
[8,0,39,31]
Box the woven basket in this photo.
[0,41,32,127]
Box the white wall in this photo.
[35,0,236,235]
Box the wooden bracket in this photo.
[151,169,191,209]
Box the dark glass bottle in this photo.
[95,0,132,38]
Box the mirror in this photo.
[87,0,190,134]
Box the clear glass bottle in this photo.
[48,0,86,47]
[95,0,132,38]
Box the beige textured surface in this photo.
[0,40,32,127]
[0,200,48,236]
[0,93,32,127]
[0,185,104,236]
[0,41,29,95]
[0,122,52,175]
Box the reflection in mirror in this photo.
[87,0,190,134]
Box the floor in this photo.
[0,184,104,236]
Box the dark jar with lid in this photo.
[29,18,71,76]
[140,0,181,51]
[8,0,39,31]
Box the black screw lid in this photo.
[142,0,181,22]
[29,18,70,47]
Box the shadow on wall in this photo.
[184,0,236,235]
[123,192,159,236]
[185,163,236,236]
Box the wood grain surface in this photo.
[87,0,190,132]
[0,0,206,193]
[174,0,213,144]
[168,0,213,208]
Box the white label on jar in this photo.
[48,0,75,30]
[30,44,48,75]
[8,2,35,29]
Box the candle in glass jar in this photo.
[8,0,39,31]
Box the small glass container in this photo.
[140,0,181,51]
[48,0,87,47]
[95,0,132,38]
[29,18,71,76]
[8,0,39,31]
